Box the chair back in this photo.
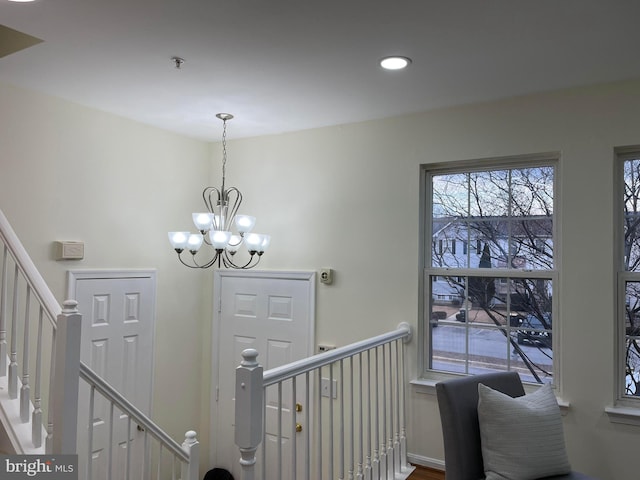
[435,372,525,480]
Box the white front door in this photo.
[68,270,156,479]
[212,270,315,480]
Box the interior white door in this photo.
[213,270,315,480]
[68,270,156,480]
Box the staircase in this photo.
[0,207,199,479]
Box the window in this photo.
[618,149,640,400]
[422,156,557,384]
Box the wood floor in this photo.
[407,465,445,480]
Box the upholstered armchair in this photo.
[435,372,596,480]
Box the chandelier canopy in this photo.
[168,113,270,269]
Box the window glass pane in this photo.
[432,218,470,268]
[469,169,509,217]
[431,167,553,271]
[428,273,553,382]
[625,280,640,397]
[511,166,554,216]
[624,158,640,273]
[432,173,468,219]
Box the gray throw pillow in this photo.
[477,382,571,480]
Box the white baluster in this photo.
[364,349,372,480]
[356,353,364,480]
[372,347,380,480]
[45,326,56,454]
[305,372,311,480]
[235,349,263,480]
[32,306,44,447]
[9,265,18,399]
[339,360,345,480]
[317,369,323,480]
[0,246,7,375]
[108,402,114,480]
[20,284,31,422]
[393,341,401,475]
[348,357,354,480]
[329,362,335,479]
[379,345,387,479]
[291,376,297,480]
[277,382,282,480]
[386,344,394,480]
[87,386,95,480]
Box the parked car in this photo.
[515,313,551,347]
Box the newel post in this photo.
[181,430,200,480]
[235,349,264,480]
[51,300,82,454]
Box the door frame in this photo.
[66,268,158,416]
[209,269,316,469]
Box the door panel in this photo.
[213,271,315,480]
[68,271,156,480]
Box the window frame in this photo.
[615,146,640,406]
[418,153,561,385]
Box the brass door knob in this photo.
[296,423,302,433]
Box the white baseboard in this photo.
[407,452,445,471]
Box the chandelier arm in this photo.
[225,187,243,228]
[177,250,222,269]
[221,250,260,269]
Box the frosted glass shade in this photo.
[244,233,262,252]
[209,230,232,249]
[227,234,242,253]
[235,215,256,234]
[258,234,271,253]
[168,232,190,250]
[187,233,204,252]
[192,213,214,232]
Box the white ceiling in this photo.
[1,0,640,141]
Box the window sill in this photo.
[411,377,570,415]
[605,406,640,426]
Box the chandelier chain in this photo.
[221,118,228,189]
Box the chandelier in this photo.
[168,113,270,269]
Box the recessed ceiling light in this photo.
[380,56,412,70]
[7,0,37,2]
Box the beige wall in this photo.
[0,83,215,469]
[2,77,640,478]
[229,79,640,479]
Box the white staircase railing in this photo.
[0,207,198,479]
[234,322,415,480]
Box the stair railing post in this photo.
[235,349,264,480]
[181,430,200,480]
[51,300,82,454]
